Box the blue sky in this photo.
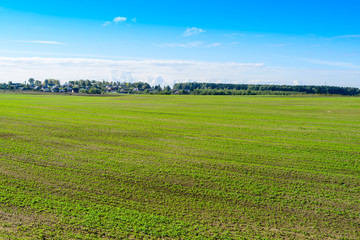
[0,0,360,87]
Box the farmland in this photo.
[0,93,359,239]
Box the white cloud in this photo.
[335,35,360,39]
[293,80,300,85]
[267,44,286,47]
[113,16,127,23]
[303,58,360,69]
[0,57,263,86]
[0,57,359,87]
[104,16,132,26]
[225,33,245,38]
[157,41,221,48]
[24,41,64,45]
[183,27,206,37]
[102,21,111,27]
[206,43,221,48]
[157,41,202,48]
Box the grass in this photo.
[0,93,359,239]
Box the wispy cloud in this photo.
[102,21,111,27]
[303,58,360,69]
[206,43,222,47]
[23,41,64,45]
[0,57,263,86]
[0,57,358,87]
[335,34,360,39]
[157,41,221,48]
[293,80,300,86]
[113,16,127,23]
[158,41,203,48]
[267,43,286,47]
[224,33,245,39]
[183,27,206,37]
[103,16,131,26]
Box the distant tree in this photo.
[85,80,91,87]
[88,88,101,94]
[78,80,85,88]
[47,79,60,86]
[28,78,35,85]
[155,85,162,91]
[144,83,151,89]
[178,89,188,95]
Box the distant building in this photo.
[51,86,59,92]
[119,89,128,94]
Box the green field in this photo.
[0,94,359,239]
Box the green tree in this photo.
[89,88,101,94]
[28,78,35,85]
[79,80,86,88]
[85,80,91,87]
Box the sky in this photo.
[0,0,360,87]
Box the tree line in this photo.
[1,79,359,96]
[173,83,360,96]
